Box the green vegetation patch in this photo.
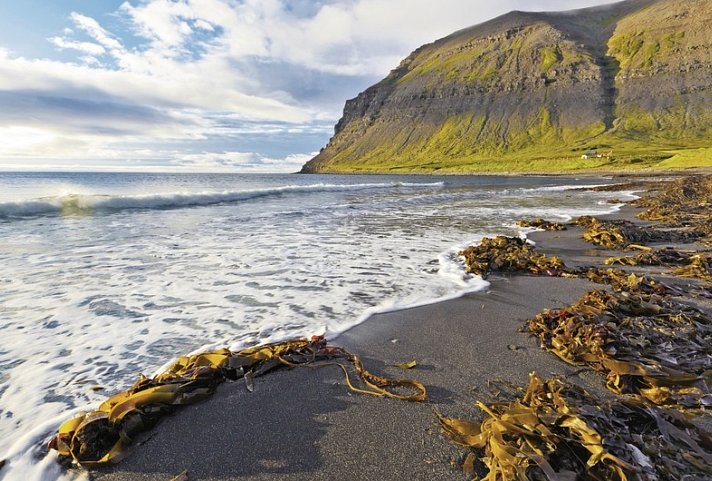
[539,46,561,73]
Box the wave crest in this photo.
[0,182,445,219]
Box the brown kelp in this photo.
[604,249,712,282]
[575,216,670,250]
[577,267,677,296]
[459,236,566,278]
[516,218,567,231]
[49,336,426,466]
[634,175,712,245]
[604,248,694,267]
[437,373,712,481]
[528,289,712,408]
[674,253,712,282]
[458,236,676,295]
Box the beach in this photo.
[0,172,629,481]
[4,174,709,481]
[88,200,684,481]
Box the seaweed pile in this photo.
[528,289,712,408]
[438,373,712,481]
[49,336,425,466]
[605,249,712,282]
[578,267,676,296]
[674,253,712,282]
[459,237,566,278]
[516,218,567,231]
[604,248,693,267]
[634,175,712,245]
[458,235,674,295]
[575,216,664,249]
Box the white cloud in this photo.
[48,37,106,56]
[70,12,125,53]
[177,151,315,172]
[0,0,619,170]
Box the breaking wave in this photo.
[0,181,445,219]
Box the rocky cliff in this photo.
[302,0,712,173]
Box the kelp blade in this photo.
[49,336,425,466]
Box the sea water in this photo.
[0,172,631,480]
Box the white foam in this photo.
[0,181,445,218]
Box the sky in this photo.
[0,0,619,173]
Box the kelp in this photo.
[604,249,712,282]
[633,175,712,245]
[49,336,426,466]
[577,267,678,296]
[674,253,712,282]
[458,236,677,296]
[438,373,712,481]
[573,216,682,250]
[604,247,694,267]
[459,236,566,278]
[516,218,567,231]
[528,289,712,408]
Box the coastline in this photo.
[87,194,662,481]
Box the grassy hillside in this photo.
[302,0,712,174]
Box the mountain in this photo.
[301,0,712,174]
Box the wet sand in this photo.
[88,208,664,481]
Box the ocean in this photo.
[0,172,631,480]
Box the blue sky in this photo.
[0,0,618,172]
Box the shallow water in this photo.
[0,172,628,480]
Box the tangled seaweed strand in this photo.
[634,175,712,245]
[574,216,672,250]
[577,267,678,296]
[528,290,712,408]
[605,249,712,282]
[438,373,712,481]
[604,248,694,267]
[437,374,634,481]
[459,236,676,296]
[674,253,712,282]
[516,218,567,231]
[459,237,566,279]
[49,336,426,466]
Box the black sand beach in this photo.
[85,202,694,481]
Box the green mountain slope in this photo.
[301,0,712,174]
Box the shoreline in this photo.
[0,173,628,481]
[85,187,678,481]
[296,166,712,178]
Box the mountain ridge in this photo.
[301,0,712,174]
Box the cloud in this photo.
[48,37,106,56]
[0,0,619,170]
[176,151,315,172]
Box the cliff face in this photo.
[302,0,712,173]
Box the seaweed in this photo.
[577,267,678,296]
[674,253,712,282]
[49,336,426,466]
[604,249,712,282]
[528,290,712,408]
[438,373,712,481]
[574,216,690,250]
[516,218,567,231]
[633,175,712,245]
[459,236,677,295]
[459,236,566,278]
[604,248,694,267]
